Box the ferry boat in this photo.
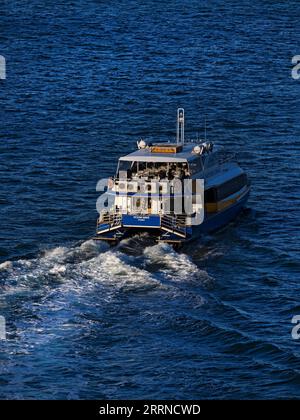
[95,109,250,245]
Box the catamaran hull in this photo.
[195,188,250,236]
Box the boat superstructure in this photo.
[95,109,250,245]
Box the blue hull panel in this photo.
[193,190,250,238]
[122,214,160,227]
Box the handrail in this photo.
[161,214,186,235]
[98,210,122,227]
[98,210,187,236]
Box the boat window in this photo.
[204,188,217,202]
[126,161,190,180]
[117,160,141,178]
[189,157,203,175]
[217,174,247,201]
[117,160,132,174]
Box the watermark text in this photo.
[0,55,6,80]
[292,55,300,80]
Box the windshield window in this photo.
[117,160,132,177]
[189,157,203,175]
[117,160,192,179]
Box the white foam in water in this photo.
[0,261,13,271]
[48,264,67,276]
[0,239,212,351]
[1,239,162,298]
[42,240,109,264]
[0,239,211,335]
[0,241,157,345]
[0,239,213,297]
[144,243,214,286]
[77,249,160,292]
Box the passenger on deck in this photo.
[159,169,167,179]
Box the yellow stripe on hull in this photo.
[205,186,249,213]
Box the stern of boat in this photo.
[94,211,192,244]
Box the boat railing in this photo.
[98,210,122,227]
[98,208,188,236]
[161,214,186,236]
[176,214,188,227]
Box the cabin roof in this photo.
[119,143,198,163]
[205,163,244,188]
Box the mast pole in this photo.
[176,108,185,145]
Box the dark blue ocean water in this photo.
[0,0,300,399]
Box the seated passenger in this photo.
[159,169,167,179]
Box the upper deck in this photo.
[114,108,242,184]
[119,143,198,163]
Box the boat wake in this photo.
[0,238,213,342]
[0,237,213,288]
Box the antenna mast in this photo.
[176,108,185,145]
